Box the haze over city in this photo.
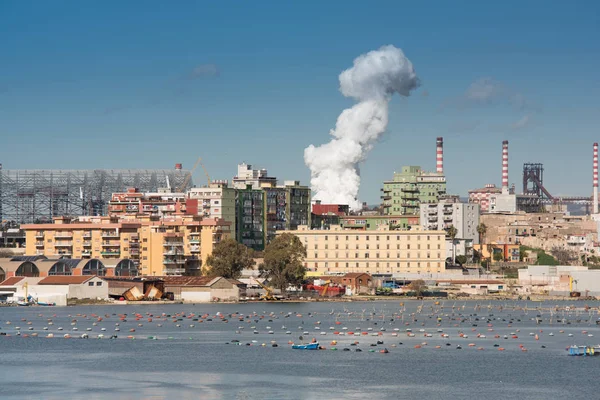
[1,1,599,203]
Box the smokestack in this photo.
[502,140,509,194]
[594,142,598,214]
[436,137,444,174]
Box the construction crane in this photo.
[177,157,211,192]
[253,277,277,301]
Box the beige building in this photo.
[22,214,231,277]
[282,225,447,276]
[187,181,236,233]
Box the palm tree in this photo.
[446,225,458,265]
[477,223,489,267]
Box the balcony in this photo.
[381,195,391,200]
[189,239,200,244]
[82,241,92,247]
[401,202,419,208]
[54,233,73,239]
[163,258,186,265]
[190,245,200,253]
[102,231,119,238]
[101,250,120,256]
[82,250,92,257]
[35,232,45,239]
[56,251,72,257]
[164,268,186,275]
[83,232,92,239]
[54,242,73,247]
[401,186,418,193]
[35,241,44,247]
[163,250,184,256]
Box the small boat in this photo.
[292,342,320,350]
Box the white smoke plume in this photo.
[304,45,420,210]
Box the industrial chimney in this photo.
[436,137,444,174]
[594,143,598,214]
[502,140,509,194]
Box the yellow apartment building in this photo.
[281,225,447,275]
[22,215,231,276]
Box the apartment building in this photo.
[108,188,186,217]
[187,180,236,233]
[232,163,277,189]
[22,215,231,276]
[236,186,266,251]
[419,200,480,244]
[264,181,311,242]
[381,166,447,216]
[282,225,447,276]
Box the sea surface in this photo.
[1,300,600,400]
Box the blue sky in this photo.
[1,0,599,203]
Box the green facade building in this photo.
[236,181,311,251]
[381,166,446,215]
[264,181,311,243]
[236,185,266,251]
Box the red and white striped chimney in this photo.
[502,140,509,193]
[594,142,598,214]
[436,137,444,174]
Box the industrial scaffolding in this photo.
[0,168,193,224]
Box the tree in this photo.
[493,252,504,263]
[456,255,468,265]
[476,223,487,247]
[408,279,427,296]
[204,238,255,279]
[259,233,307,294]
[446,225,458,264]
[550,246,574,265]
[476,223,490,265]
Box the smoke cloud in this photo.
[304,45,420,210]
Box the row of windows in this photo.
[303,235,443,242]
[311,261,442,269]
[311,252,443,259]
[314,243,441,250]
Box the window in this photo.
[96,282,102,286]
[325,236,328,241]
[366,236,370,241]
[407,244,410,249]
[88,282,94,286]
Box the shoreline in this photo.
[4,294,598,307]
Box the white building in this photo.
[420,201,480,244]
[187,181,236,232]
[232,163,277,189]
[489,192,517,213]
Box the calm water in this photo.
[1,300,600,400]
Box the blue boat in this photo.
[292,342,319,350]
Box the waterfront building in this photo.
[187,181,237,233]
[281,225,447,276]
[340,215,419,231]
[419,199,480,244]
[21,214,231,276]
[264,181,311,242]
[236,185,266,251]
[381,166,446,216]
[232,163,277,190]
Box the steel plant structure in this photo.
[0,167,193,224]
